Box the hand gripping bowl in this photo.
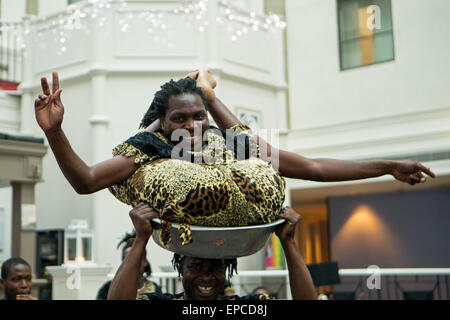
[151,219,285,259]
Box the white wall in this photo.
[286,0,450,130]
[38,0,67,17]
[1,0,26,20]
[231,0,264,14]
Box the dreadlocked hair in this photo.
[118,230,152,277]
[139,77,210,129]
[117,230,137,251]
[171,253,238,284]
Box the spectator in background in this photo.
[252,286,270,296]
[252,286,279,298]
[96,231,162,300]
[223,281,235,297]
[0,257,37,300]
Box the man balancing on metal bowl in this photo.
[107,204,317,300]
[34,70,435,246]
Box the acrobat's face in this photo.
[181,257,226,300]
[161,93,210,150]
[1,264,33,300]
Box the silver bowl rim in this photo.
[151,218,285,231]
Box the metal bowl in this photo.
[151,219,285,259]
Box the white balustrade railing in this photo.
[0,21,23,84]
[148,268,450,300]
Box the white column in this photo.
[284,183,292,207]
[88,71,110,265]
[275,89,288,129]
[204,0,221,69]
[19,89,34,135]
[19,15,35,136]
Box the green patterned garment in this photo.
[109,125,285,246]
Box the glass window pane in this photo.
[338,0,395,70]
[82,238,92,261]
[68,238,76,260]
[374,31,394,62]
[338,0,360,41]
[341,39,362,69]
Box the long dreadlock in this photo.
[139,77,210,129]
[171,253,238,285]
[117,230,136,250]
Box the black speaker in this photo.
[35,229,64,278]
[307,262,341,287]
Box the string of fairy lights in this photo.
[0,0,286,56]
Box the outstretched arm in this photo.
[276,207,317,300]
[271,147,436,185]
[108,203,158,300]
[191,70,436,185]
[35,72,138,194]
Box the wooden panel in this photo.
[293,203,329,265]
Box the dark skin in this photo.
[107,204,317,300]
[0,264,37,300]
[107,203,158,300]
[161,94,210,151]
[35,71,435,196]
[121,247,150,295]
[181,257,227,300]
[253,287,270,295]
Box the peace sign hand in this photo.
[34,71,64,134]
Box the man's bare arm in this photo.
[35,72,139,194]
[276,208,317,300]
[108,204,157,300]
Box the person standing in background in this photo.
[0,257,37,300]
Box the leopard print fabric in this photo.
[109,125,285,246]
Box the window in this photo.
[337,0,395,70]
[26,0,39,15]
[264,0,286,15]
